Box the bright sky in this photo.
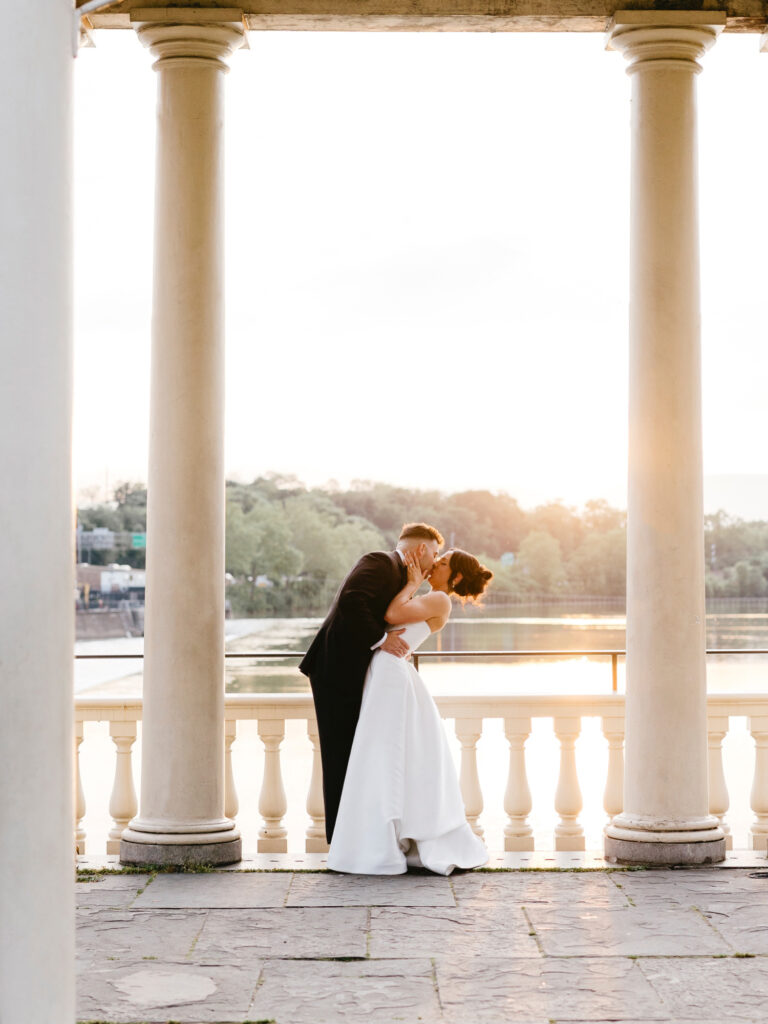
[73,29,767,511]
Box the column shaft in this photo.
[121,13,244,866]
[605,11,725,865]
[0,0,75,1018]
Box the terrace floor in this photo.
[76,852,768,1023]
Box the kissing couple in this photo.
[300,522,494,875]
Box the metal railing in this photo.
[74,648,768,694]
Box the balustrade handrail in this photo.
[74,647,768,696]
[74,692,768,715]
[74,648,768,659]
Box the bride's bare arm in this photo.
[384,582,451,625]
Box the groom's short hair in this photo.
[398,522,444,547]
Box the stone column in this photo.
[604,11,726,865]
[121,9,245,866]
[0,1,75,1019]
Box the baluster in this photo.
[602,714,624,824]
[455,717,484,838]
[106,721,138,855]
[554,716,585,851]
[707,714,732,850]
[749,715,768,851]
[224,718,239,822]
[257,718,288,852]
[503,717,533,851]
[305,718,329,853]
[74,720,86,856]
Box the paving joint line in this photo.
[282,871,295,907]
[692,901,738,953]
[185,910,208,960]
[606,871,635,906]
[430,955,445,1018]
[521,905,545,956]
[244,962,268,1020]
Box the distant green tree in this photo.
[583,499,626,534]
[77,478,768,607]
[113,481,147,507]
[528,502,584,559]
[516,530,565,594]
[283,494,385,582]
[226,500,303,581]
[567,529,626,595]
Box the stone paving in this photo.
[75,863,768,1023]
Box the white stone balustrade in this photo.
[75,721,86,856]
[602,714,625,823]
[224,719,239,822]
[708,714,732,851]
[455,717,485,838]
[257,719,288,853]
[305,719,327,853]
[73,693,768,857]
[749,715,768,850]
[503,716,533,851]
[554,716,585,851]
[106,721,138,855]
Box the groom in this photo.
[300,522,444,843]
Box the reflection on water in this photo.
[221,602,768,697]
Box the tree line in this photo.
[76,475,768,614]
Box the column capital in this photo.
[606,10,725,74]
[131,7,246,71]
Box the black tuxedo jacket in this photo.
[299,550,407,843]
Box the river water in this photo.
[74,600,768,697]
[74,602,768,854]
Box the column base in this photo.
[604,835,725,866]
[120,836,242,867]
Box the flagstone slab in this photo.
[77,908,207,963]
[76,873,151,908]
[437,956,667,1022]
[525,903,732,956]
[368,905,540,959]
[692,900,768,954]
[610,869,768,907]
[76,958,262,1023]
[287,872,456,907]
[638,957,768,1020]
[77,873,151,889]
[248,957,442,1023]
[191,906,369,962]
[132,871,291,908]
[452,871,629,909]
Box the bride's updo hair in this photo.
[447,549,494,603]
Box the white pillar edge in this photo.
[0,0,75,1019]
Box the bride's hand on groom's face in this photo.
[405,551,426,588]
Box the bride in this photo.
[326,547,494,875]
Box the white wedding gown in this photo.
[326,620,489,875]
